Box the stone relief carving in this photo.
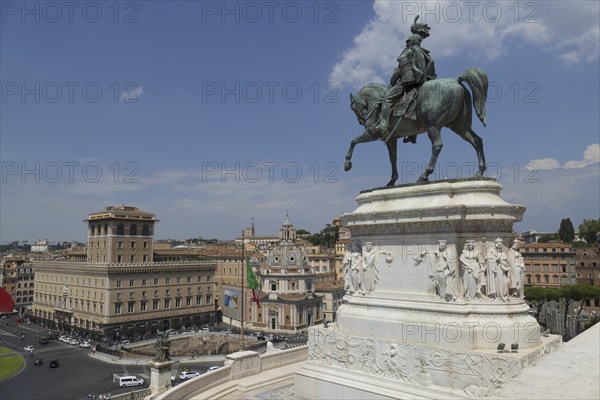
[414,238,525,302]
[307,327,525,393]
[460,240,485,300]
[343,242,393,296]
[360,242,393,295]
[414,240,459,301]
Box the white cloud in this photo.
[527,143,600,170]
[564,143,600,169]
[528,158,561,170]
[330,1,600,88]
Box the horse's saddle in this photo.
[392,87,419,120]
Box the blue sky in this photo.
[1,0,599,243]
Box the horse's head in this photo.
[349,92,369,126]
[349,83,386,127]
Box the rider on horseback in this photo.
[375,16,437,143]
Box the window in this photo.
[129,280,134,287]
[142,225,149,236]
[175,298,181,308]
[196,296,202,305]
[154,278,159,285]
[116,280,122,288]
[166,289,170,296]
[118,241,124,248]
[130,241,135,249]
[143,241,148,249]
[164,299,170,308]
[206,276,211,282]
[205,294,212,304]
[128,303,135,313]
[140,301,147,311]
[153,300,159,310]
[114,303,122,314]
[165,278,170,284]
[130,224,137,236]
[186,297,191,306]
[142,279,147,286]
[130,255,135,263]
[117,255,122,263]
[176,277,181,284]
[187,277,191,283]
[117,224,125,235]
[143,255,148,262]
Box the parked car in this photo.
[49,359,60,368]
[34,359,43,366]
[201,327,210,332]
[24,345,35,352]
[207,366,221,372]
[179,371,201,380]
[38,337,49,345]
[272,335,287,343]
[118,376,144,388]
[256,334,265,341]
[67,338,79,345]
[79,341,91,348]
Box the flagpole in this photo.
[240,244,245,351]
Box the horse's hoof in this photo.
[474,171,485,179]
[344,162,352,172]
[417,176,428,183]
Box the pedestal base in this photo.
[295,325,561,399]
[294,180,560,399]
[149,360,173,396]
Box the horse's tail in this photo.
[458,68,488,127]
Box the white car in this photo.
[67,338,79,345]
[179,371,200,380]
[207,366,221,372]
[79,341,91,348]
[24,345,35,352]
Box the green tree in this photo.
[579,219,600,244]
[525,286,561,324]
[559,218,575,243]
[559,285,600,339]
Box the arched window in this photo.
[103,223,108,235]
[130,224,137,236]
[142,224,150,236]
[117,224,125,235]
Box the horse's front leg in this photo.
[345,131,377,172]
[418,126,442,183]
[385,138,398,186]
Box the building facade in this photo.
[520,242,577,287]
[31,205,218,343]
[249,216,323,333]
[1,255,33,314]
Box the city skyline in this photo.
[2,1,599,243]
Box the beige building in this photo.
[520,242,577,287]
[249,216,323,333]
[31,205,218,343]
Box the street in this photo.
[0,322,219,400]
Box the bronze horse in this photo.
[345,67,489,186]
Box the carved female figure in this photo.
[460,240,484,299]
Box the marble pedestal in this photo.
[149,360,173,396]
[295,180,561,399]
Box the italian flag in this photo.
[246,259,261,308]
